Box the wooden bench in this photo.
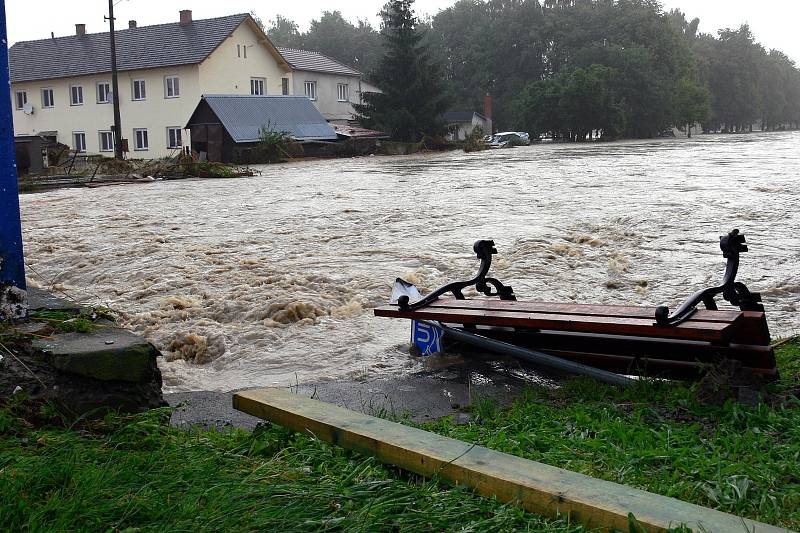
[375,231,777,381]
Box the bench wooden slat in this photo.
[374,305,733,342]
[424,299,742,323]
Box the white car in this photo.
[488,131,531,148]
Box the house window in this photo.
[41,88,54,108]
[237,44,241,57]
[337,83,349,102]
[15,90,27,110]
[165,76,180,98]
[304,81,317,101]
[97,82,111,103]
[132,79,146,100]
[134,128,149,151]
[99,131,114,152]
[167,127,182,149]
[73,132,86,153]
[250,78,265,95]
[243,45,247,59]
[281,78,289,95]
[70,85,83,106]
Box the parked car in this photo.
[487,131,531,148]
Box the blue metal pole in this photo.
[0,0,28,320]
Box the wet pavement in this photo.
[167,354,564,429]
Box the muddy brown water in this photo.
[20,132,800,392]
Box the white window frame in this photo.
[243,45,247,59]
[41,87,54,108]
[15,90,27,110]
[73,132,86,153]
[132,79,146,101]
[237,44,241,58]
[99,130,114,152]
[165,76,180,98]
[97,82,111,104]
[337,83,349,102]
[166,127,182,149]
[250,77,265,96]
[70,85,83,106]
[304,81,317,101]
[281,78,289,95]
[134,128,149,151]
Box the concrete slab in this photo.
[27,287,82,313]
[33,328,159,382]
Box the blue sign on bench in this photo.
[411,320,443,356]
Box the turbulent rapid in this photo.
[20,131,800,392]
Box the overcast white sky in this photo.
[6,0,800,63]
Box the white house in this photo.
[277,48,365,124]
[9,11,365,159]
[443,111,491,141]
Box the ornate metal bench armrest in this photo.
[655,229,764,327]
[397,240,516,311]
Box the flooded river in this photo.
[20,131,800,392]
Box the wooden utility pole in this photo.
[106,0,123,159]
[0,0,28,320]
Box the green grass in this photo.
[0,338,797,531]
[0,405,589,532]
[426,337,800,530]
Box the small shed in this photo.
[443,111,490,141]
[185,94,338,163]
[14,134,52,175]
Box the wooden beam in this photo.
[234,388,788,533]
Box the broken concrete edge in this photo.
[0,283,28,321]
[2,288,166,416]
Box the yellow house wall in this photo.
[11,64,201,159]
[198,21,292,96]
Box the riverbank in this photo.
[2,337,797,530]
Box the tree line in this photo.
[259,0,800,141]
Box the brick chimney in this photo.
[75,24,86,36]
[179,10,192,25]
[483,94,493,134]
[129,20,137,29]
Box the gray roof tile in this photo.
[277,48,361,76]
[9,14,249,83]
[188,95,337,142]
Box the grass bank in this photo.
[1,338,798,531]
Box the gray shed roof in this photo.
[188,95,338,142]
[277,48,361,76]
[9,14,253,83]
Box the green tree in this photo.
[354,0,450,141]
[302,12,382,75]
[259,14,304,49]
[671,78,711,137]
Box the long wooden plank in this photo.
[425,299,743,323]
[234,389,788,533]
[374,305,732,342]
